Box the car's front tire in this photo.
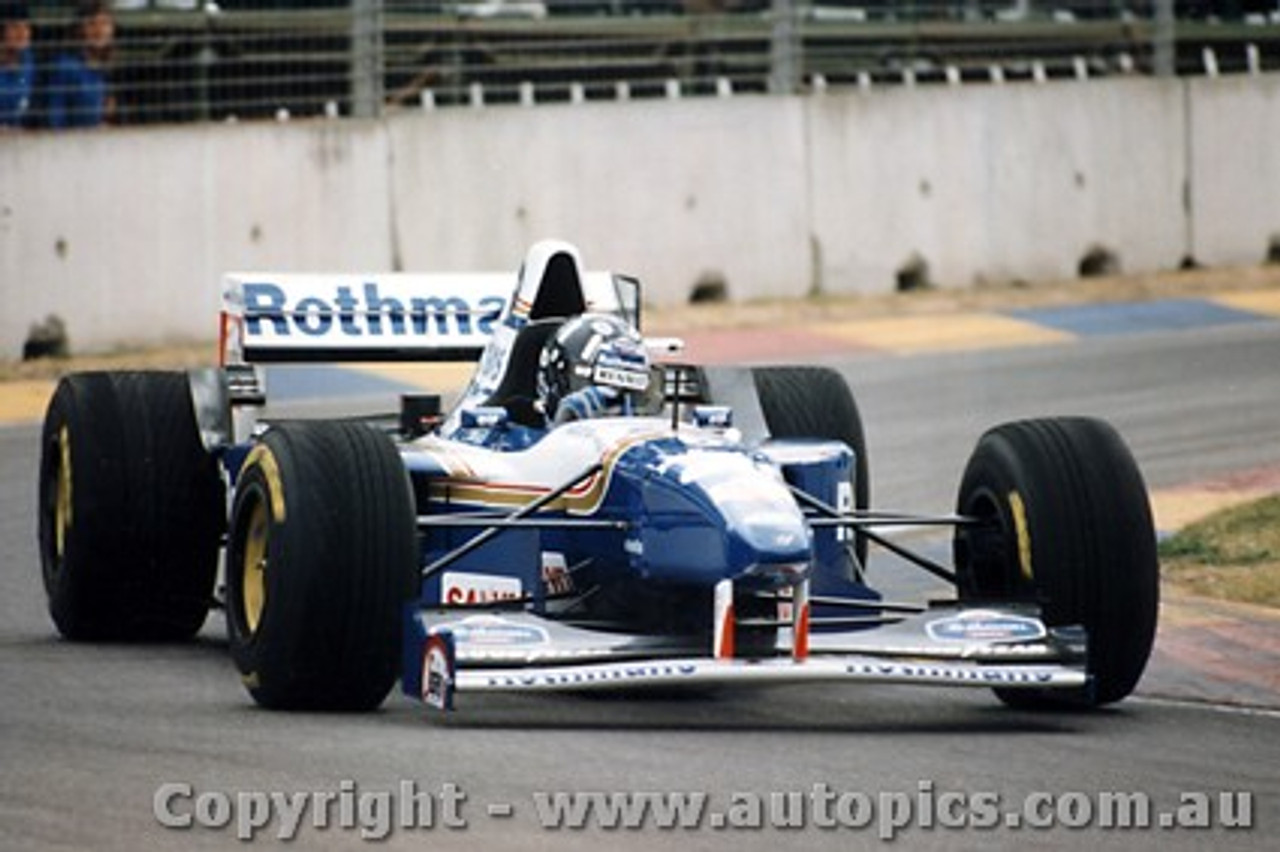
[954,417,1159,708]
[226,421,418,711]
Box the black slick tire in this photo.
[38,371,225,641]
[954,417,1159,708]
[225,421,417,712]
[752,365,870,569]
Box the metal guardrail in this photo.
[12,2,1280,127]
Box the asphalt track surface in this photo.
[3,318,1279,850]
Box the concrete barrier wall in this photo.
[1187,75,1280,266]
[387,96,812,304]
[806,78,1190,292]
[0,121,393,356]
[1,75,1276,358]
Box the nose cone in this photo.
[629,445,812,585]
[708,465,811,571]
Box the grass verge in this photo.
[1160,494,1280,609]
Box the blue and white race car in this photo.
[37,240,1159,714]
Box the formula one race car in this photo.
[37,240,1159,713]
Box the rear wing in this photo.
[220,271,640,365]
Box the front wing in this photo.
[402,580,1090,711]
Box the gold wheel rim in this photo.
[241,497,269,636]
[54,426,72,561]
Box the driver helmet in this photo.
[537,313,650,424]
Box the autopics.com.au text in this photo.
[152,779,1254,841]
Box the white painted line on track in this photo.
[1130,695,1280,719]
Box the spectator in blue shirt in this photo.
[46,0,114,129]
[0,1,33,128]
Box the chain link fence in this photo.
[11,1,1280,127]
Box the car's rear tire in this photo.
[953,417,1159,708]
[752,365,870,569]
[226,421,418,711]
[38,371,225,641]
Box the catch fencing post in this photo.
[1153,0,1175,78]
[769,0,807,95]
[351,0,385,119]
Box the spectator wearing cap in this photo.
[0,1,33,128]
[45,0,114,129]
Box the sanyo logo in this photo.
[242,282,505,339]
